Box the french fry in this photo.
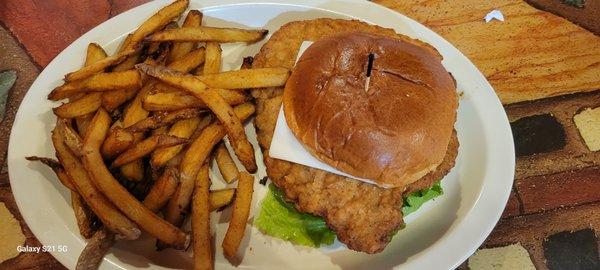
[119,49,198,181]
[168,10,203,63]
[151,115,211,168]
[209,188,235,211]
[222,172,254,260]
[100,127,135,159]
[180,103,254,183]
[111,134,189,168]
[71,192,96,239]
[85,43,108,66]
[136,64,257,173]
[101,88,139,112]
[164,104,254,228]
[75,115,93,137]
[125,0,189,51]
[203,42,221,74]
[76,228,115,270]
[49,70,142,101]
[72,44,107,134]
[192,165,212,270]
[111,53,140,72]
[142,89,247,111]
[215,142,239,183]
[147,26,268,43]
[142,167,179,212]
[25,156,77,191]
[81,108,188,249]
[52,120,140,239]
[112,34,140,72]
[53,92,102,118]
[167,47,206,72]
[198,68,289,89]
[56,119,84,156]
[64,49,138,82]
[125,108,203,133]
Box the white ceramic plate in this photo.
[8,0,515,269]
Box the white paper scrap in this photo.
[268,41,386,187]
[484,10,505,23]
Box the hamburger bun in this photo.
[283,32,458,188]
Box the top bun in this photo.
[282,32,458,188]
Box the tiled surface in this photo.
[0,0,599,269]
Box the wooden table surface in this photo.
[0,0,598,269]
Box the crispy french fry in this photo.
[126,108,202,133]
[209,188,235,211]
[142,167,179,212]
[82,108,188,249]
[222,172,253,260]
[111,134,188,168]
[85,43,108,66]
[53,92,102,118]
[75,115,93,136]
[64,49,138,82]
[147,26,268,43]
[142,89,247,111]
[151,115,211,168]
[164,104,254,227]
[215,142,239,183]
[121,79,157,181]
[76,228,115,270]
[198,68,289,89]
[192,165,212,270]
[203,42,221,75]
[49,70,142,101]
[167,47,206,72]
[53,120,140,239]
[168,10,203,63]
[101,88,139,112]
[56,119,84,156]
[100,127,134,159]
[180,103,254,183]
[136,64,257,173]
[117,34,134,54]
[71,192,96,239]
[125,0,189,51]
[71,45,107,134]
[25,156,77,191]
[112,34,142,73]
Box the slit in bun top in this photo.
[283,32,458,188]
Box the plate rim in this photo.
[7,0,515,269]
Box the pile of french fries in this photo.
[26,1,290,269]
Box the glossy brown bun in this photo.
[283,32,458,188]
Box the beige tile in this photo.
[469,244,535,270]
[574,107,600,151]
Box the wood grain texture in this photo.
[374,0,600,104]
[525,0,600,35]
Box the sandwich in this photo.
[252,19,459,254]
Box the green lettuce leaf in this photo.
[254,184,335,247]
[402,182,443,215]
[255,182,443,247]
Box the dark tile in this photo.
[516,166,600,214]
[511,114,566,157]
[525,0,600,35]
[543,229,599,270]
[502,189,522,218]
